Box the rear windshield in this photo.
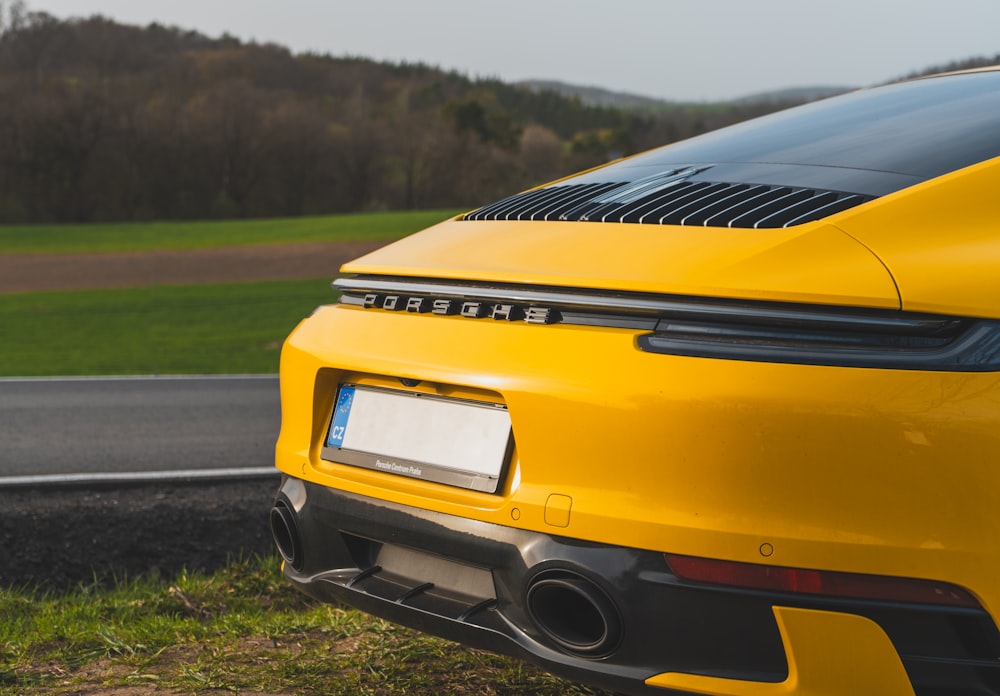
[610,71,1000,182]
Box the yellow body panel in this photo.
[836,155,1000,319]
[278,302,1000,622]
[342,220,901,309]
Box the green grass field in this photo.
[0,210,471,376]
[0,556,606,695]
[0,209,461,254]
[0,279,334,376]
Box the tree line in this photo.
[0,4,846,223]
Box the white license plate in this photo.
[322,384,512,493]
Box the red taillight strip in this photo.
[664,553,980,609]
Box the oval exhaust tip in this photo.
[526,571,622,657]
[269,501,304,571]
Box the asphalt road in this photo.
[0,375,280,478]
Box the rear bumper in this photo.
[273,476,1000,696]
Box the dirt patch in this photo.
[0,240,386,293]
[0,478,279,590]
[25,637,302,695]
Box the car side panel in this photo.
[836,155,1000,319]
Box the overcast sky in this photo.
[30,0,1000,102]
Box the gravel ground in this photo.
[0,477,280,590]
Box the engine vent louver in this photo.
[463,180,874,229]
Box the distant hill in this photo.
[518,79,676,109]
[893,55,1000,81]
[518,80,855,109]
[733,86,856,104]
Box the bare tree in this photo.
[2,0,28,34]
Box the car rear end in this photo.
[272,70,1000,696]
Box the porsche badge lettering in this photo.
[362,293,557,324]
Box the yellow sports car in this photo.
[271,68,1000,696]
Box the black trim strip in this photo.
[347,565,382,588]
[458,598,498,622]
[334,275,1000,371]
[396,582,435,604]
[640,320,1000,371]
[334,276,948,332]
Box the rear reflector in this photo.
[664,553,980,609]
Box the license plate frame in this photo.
[321,384,512,493]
